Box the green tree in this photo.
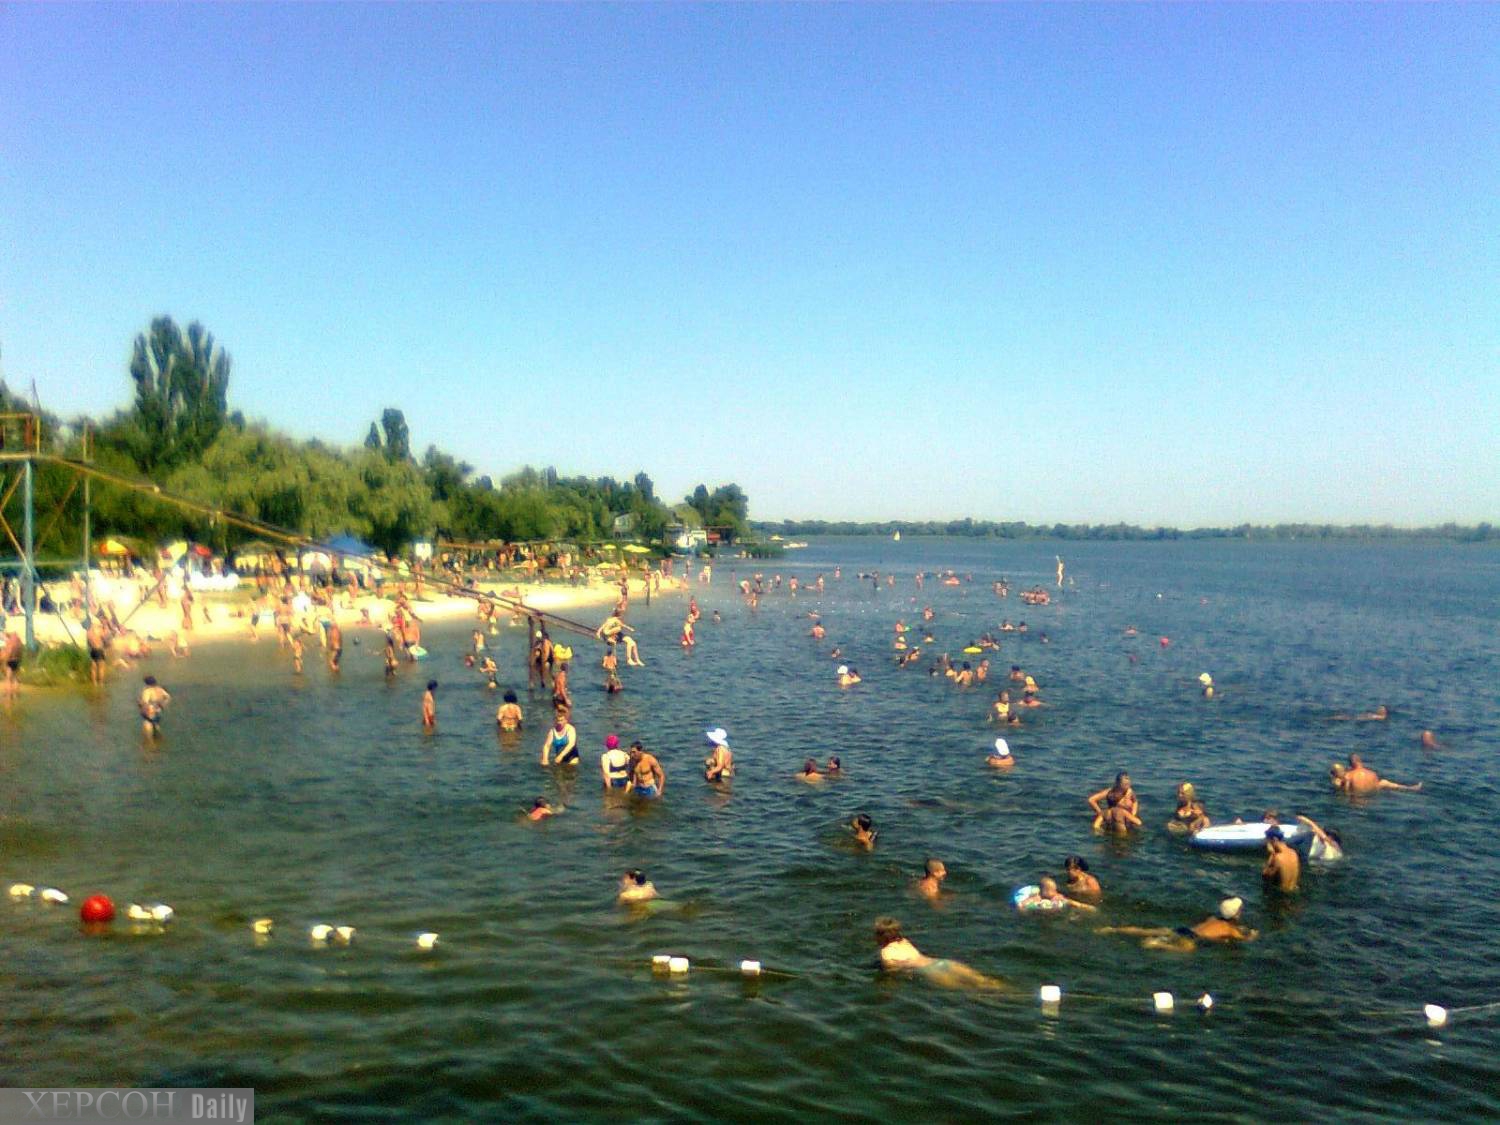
[120,317,232,471]
[379,408,411,463]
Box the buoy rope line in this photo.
[7,883,1484,1029]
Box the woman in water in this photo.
[850,813,877,850]
[1168,782,1209,833]
[496,690,524,732]
[873,918,1005,990]
[1062,856,1101,900]
[1088,772,1141,832]
[540,710,578,766]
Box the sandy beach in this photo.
[26,571,688,656]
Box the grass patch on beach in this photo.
[18,643,91,688]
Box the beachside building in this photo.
[665,524,709,552]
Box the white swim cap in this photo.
[837,665,849,676]
[1199,673,1213,684]
[705,727,728,745]
[992,738,1011,757]
[1219,896,1243,920]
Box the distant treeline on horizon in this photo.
[752,519,1497,543]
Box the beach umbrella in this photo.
[161,540,188,563]
[96,537,131,556]
[191,543,213,558]
[623,544,652,554]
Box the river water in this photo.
[2,538,1497,1120]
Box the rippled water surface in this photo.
[2,538,1498,1120]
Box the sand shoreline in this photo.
[26,575,689,654]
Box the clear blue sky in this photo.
[2,4,1496,527]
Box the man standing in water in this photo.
[1056,555,1064,588]
[2,629,21,698]
[86,617,108,686]
[628,741,665,798]
[1262,826,1300,892]
[914,859,947,900]
[138,675,170,739]
[327,618,343,672]
[422,680,437,729]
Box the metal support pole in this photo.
[22,457,35,650]
[82,429,92,627]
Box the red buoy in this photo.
[80,894,115,924]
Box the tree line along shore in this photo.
[1,316,752,566]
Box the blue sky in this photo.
[1,4,1495,526]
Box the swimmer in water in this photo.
[601,734,630,789]
[873,917,1004,990]
[628,741,665,798]
[617,869,658,904]
[1420,729,1441,750]
[797,758,824,784]
[1332,704,1389,721]
[825,756,842,776]
[704,728,734,782]
[551,661,572,713]
[986,738,1014,769]
[2,630,22,697]
[1099,897,1258,951]
[496,690,523,732]
[622,631,644,667]
[990,691,1011,722]
[1331,754,1422,794]
[527,797,555,822]
[914,859,947,900]
[1262,825,1300,892]
[541,711,578,766]
[836,665,861,688]
[850,813,877,850]
[138,675,171,738]
[421,680,437,728]
[1016,877,1096,912]
[1062,856,1101,900]
[1296,814,1344,863]
[1088,773,1141,833]
[1168,782,1209,834]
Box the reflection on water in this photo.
[1,538,1497,1118]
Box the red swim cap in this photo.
[605,734,619,749]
